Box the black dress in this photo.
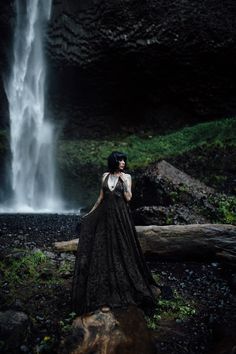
[71,173,158,315]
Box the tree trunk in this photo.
[54,224,236,266]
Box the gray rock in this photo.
[20,345,29,352]
[132,160,229,225]
[0,310,29,350]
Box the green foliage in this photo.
[0,249,48,286]
[165,215,174,225]
[59,312,77,335]
[178,185,189,193]
[58,260,73,275]
[209,195,236,224]
[169,191,178,203]
[0,249,72,304]
[152,273,161,284]
[211,175,227,184]
[35,335,55,353]
[57,117,236,170]
[146,291,196,330]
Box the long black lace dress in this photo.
[71,173,158,315]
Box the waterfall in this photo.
[3,0,63,212]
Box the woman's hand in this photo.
[120,173,132,201]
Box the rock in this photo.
[46,0,236,129]
[58,306,155,354]
[39,269,54,280]
[133,160,214,207]
[12,299,24,311]
[133,206,171,225]
[0,310,29,351]
[132,160,228,224]
[133,204,208,226]
[207,323,236,354]
[167,145,236,196]
[43,250,57,259]
[1,0,236,145]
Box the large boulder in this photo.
[58,306,155,354]
[133,159,214,206]
[167,144,236,196]
[0,310,30,353]
[132,205,208,226]
[132,160,217,224]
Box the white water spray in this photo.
[4,0,63,212]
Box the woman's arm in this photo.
[85,173,108,215]
[120,173,132,202]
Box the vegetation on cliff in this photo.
[56,117,236,210]
[57,117,236,170]
[0,118,235,209]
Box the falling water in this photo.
[4,0,62,212]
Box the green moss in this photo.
[209,195,236,224]
[152,273,161,284]
[1,118,236,171]
[166,216,174,225]
[59,312,77,335]
[178,185,190,193]
[58,260,73,275]
[146,290,196,330]
[0,249,48,285]
[0,249,71,305]
[211,175,227,183]
[169,191,178,203]
[57,117,236,170]
[35,335,56,353]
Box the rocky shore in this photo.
[0,214,235,353]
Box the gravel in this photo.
[0,214,236,354]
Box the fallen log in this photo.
[53,224,236,266]
[54,238,79,252]
[137,224,236,264]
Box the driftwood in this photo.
[54,224,236,266]
[136,224,236,265]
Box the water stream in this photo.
[3,0,63,212]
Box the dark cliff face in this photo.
[48,0,236,136]
[1,0,236,136]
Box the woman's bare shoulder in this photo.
[123,173,132,179]
[102,172,109,181]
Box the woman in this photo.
[71,151,161,316]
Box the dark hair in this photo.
[107,151,127,173]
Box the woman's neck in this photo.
[111,170,122,176]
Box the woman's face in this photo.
[118,159,125,171]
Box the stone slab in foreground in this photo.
[58,306,155,354]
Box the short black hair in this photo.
[107,151,127,173]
